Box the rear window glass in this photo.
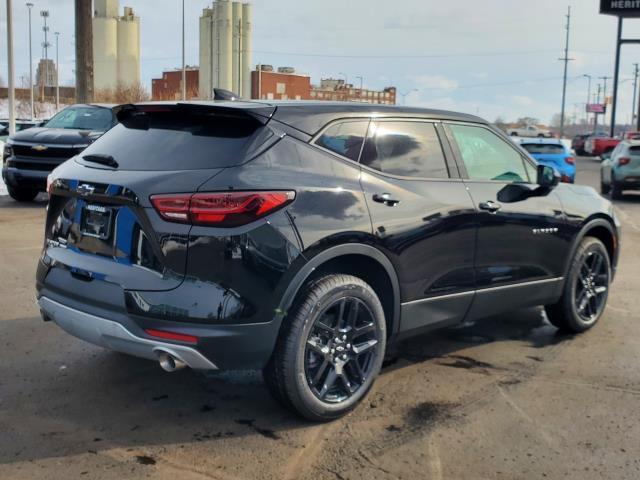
[79,108,270,171]
[520,143,565,155]
[629,146,640,155]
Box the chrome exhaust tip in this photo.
[157,351,187,372]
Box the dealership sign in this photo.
[587,104,607,114]
[600,0,640,16]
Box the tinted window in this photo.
[45,106,115,131]
[315,121,368,161]
[80,108,270,171]
[520,143,565,155]
[629,146,640,156]
[360,121,449,178]
[450,124,529,182]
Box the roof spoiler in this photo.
[115,102,276,126]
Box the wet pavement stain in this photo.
[438,355,497,371]
[135,455,156,466]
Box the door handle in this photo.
[479,200,502,213]
[372,193,400,207]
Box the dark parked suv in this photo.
[37,101,620,420]
[2,104,118,201]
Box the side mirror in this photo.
[537,164,560,188]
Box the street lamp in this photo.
[355,75,363,94]
[181,0,186,100]
[55,31,59,110]
[40,9,50,102]
[400,88,418,106]
[26,2,34,120]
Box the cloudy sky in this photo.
[2,0,640,124]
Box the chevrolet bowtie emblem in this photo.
[32,145,48,151]
[76,184,95,196]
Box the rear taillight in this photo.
[618,157,631,165]
[150,191,295,227]
[565,156,574,165]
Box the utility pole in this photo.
[55,31,60,110]
[6,0,16,135]
[600,75,612,131]
[75,0,93,103]
[583,74,592,132]
[595,84,602,133]
[559,6,573,138]
[181,0,186,100]
[27,2,34,121]
[632,64,639,127]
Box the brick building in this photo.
[251,66,312,101]
[151,67,199,100]
[310,78,396,105]
[250,66,396,105]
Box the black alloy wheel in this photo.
[574,250,609,324]
[305,297,379,403]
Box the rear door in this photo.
[357,119,477,337]
[444,122,567,321]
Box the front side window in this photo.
[449,124,530,182]
[360,121,449,178]
[315,121,369,162]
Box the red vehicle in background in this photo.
[585,135,620,157]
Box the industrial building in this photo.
[152,67,200,100]
[199,1,252,99]
[92,0,141,91]
[35,59,57,87]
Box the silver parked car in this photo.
[601,140,640,199]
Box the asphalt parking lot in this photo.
[1,157,639,480]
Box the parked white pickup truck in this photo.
[507,125,552,138]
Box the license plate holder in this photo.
[80,204,113,240]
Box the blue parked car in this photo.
[518,138,575,183]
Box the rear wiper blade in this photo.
[82,154,119,168]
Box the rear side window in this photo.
[360,121,449,178]
[80,108,270,171]
[315,121,368,161]
[520,143,565,155]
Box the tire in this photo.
[600,178,610,195]
[545,237,611,333]
[510,132,518,137]
[537,134,545,138]
[610,182,623,200]
[263,274,386,421]
[7,186,38,202]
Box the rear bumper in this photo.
[38,296,218,371]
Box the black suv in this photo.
[2,104,118,201]
[37,101,620,421]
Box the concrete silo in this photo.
[116,7,140,87]
[93,15,118,91]
[92,0,140,92]
[199,1,252,99]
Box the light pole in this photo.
[632,64,639,127]
[27,2,34,120]
[7,0,16,134]
[338,72,348,85]
[400,88,418,105]
[181,0,186,100]
[40,9,50,101]
[55,31,59,110]
[582,74,592,131]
